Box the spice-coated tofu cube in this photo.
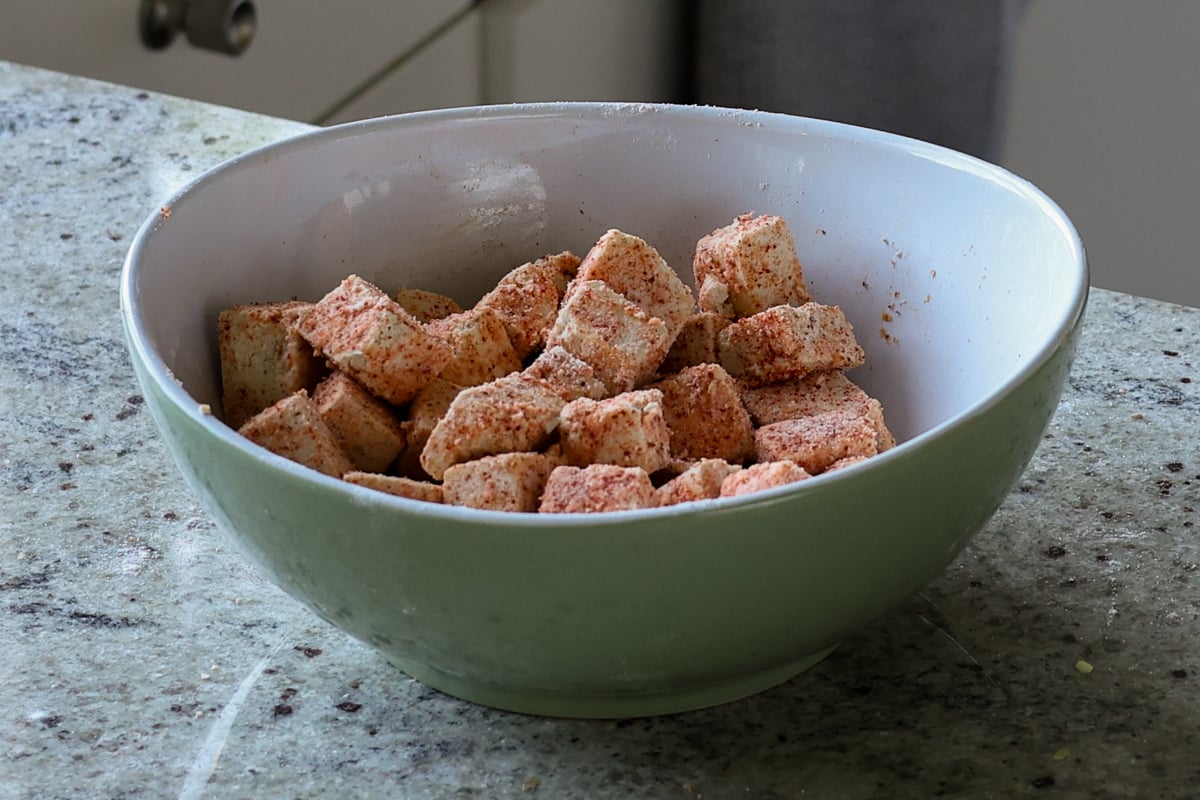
[394,287,462,323]
[753,409,879,474]
[694,214,811,319]
[717,303,864,386]
[538,464,659,514]
[739,371,896,451]
[343,471,444,504]
[393,377,463,479]
[865,398,896,452]
[427,306,522,387]
[570,229,695,342]
[649,364,754,463]
[420,374,565,480]
[658,458,742,506]
[824,455,870,473]
[475,252,578,358]
[523,345,608,402]
[534,250,581,295]
[442,452,557,512]
[696,274,731,323]
[237,390,353,478]
[739,370,867,424]
[559,389,672,474]
[403,378,463,449]
[311,371,406,473]
[660,311,729,374]
[720,461,810,497]
[546,280,671,395]
[297,274,452,405]
[218,301,324,429]
[651,458,695,482]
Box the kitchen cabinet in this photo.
[322,0,684,125]
[0,0,683,125]
[0,0,476,121]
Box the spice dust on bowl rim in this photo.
[120,102,1087,718]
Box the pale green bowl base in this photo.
[387,644,840,719]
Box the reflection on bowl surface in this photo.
[121,103,1086,717]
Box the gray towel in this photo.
[692,0,1025,160]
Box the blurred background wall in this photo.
[1001,0,1199,309]
[2,0,1195,306]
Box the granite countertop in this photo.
[2,61,1198,799]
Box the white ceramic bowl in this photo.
[122,104,1087,717]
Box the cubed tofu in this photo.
[739,370,868,424]
[311,371,406,473]
[570,229,695,342]
[442,452,557,512]
[753,409,879,474]
[694,213,811,319]
[297,274,452,405]
[475,253,577,359]
[394,287,462,323]
[403,378,463,449]
[420,373,565,480]
[237,390,354,478]
[546,280,671,395]
[538,464,659,513]
[523,345,609,401]
[865,397,897,452]
[343,471,444,504]
[559,389,672,474]
[824,455,870,473]
[739,371,896,451]
[427,306,522,387]
[650,364,754,463]
[660,311,729,373]
[393,377,463,479]
[696,274,732,324]
[658,458,742,506]
[720,460,810,497]
[541,441,566,464]
[535,250,582,295]
[651,458,699,483]
[717,303,864,386]
[218,301,324,429]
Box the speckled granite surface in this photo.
[2,61,1198,799]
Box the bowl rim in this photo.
[119,101,1088,529]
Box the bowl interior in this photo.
[126,104,1084,455]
